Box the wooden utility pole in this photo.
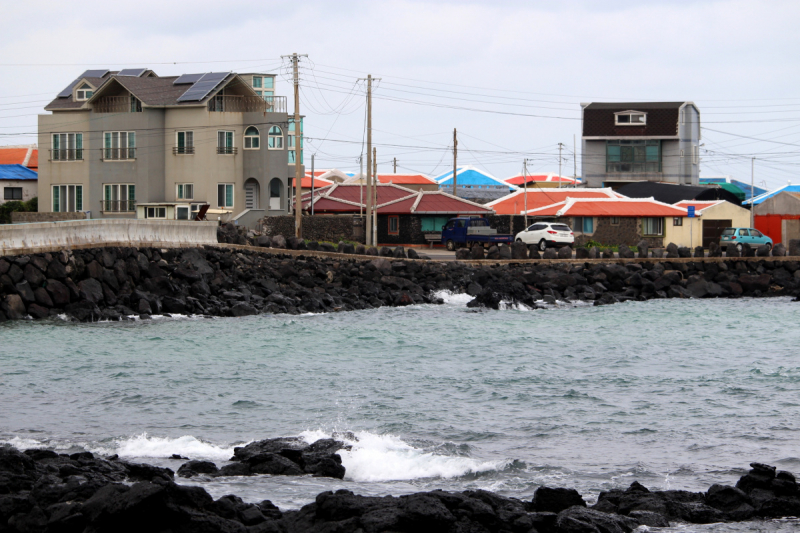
[523,159,529,229]
[573,134,577,188]
[452,128,458,197]
[393,157,397,173]
[282,52,308,237]
[365,75,373,246]
[373,147,377,245]
[558,143,564,189]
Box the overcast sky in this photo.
[2,0,799,188]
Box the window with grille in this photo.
[104,131,135,160]
[217,131,234,154]
[606,140,660,173]
[103,184,135,212]
[176,131,194,154]
[52,133,83,161]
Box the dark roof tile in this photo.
[583,102,690,137]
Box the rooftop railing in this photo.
[208,95,287,113]
[93,96,143,113]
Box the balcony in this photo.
[208,95,287,113]
[93,96,143,113]
[100,200,136,213]
[102,148,136,161]
[216,147,238,155]
[173,146,196,155]
[50,149,83,161]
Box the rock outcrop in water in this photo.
[1,244,800,321]
[1,445,800,533]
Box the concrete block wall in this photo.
[11,212,87,224]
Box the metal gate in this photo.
[702,219,732,248]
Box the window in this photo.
[52,133,83,161]
[145,206,166,219]
[606,140,660,173]
[75,83,93,101]
[574,217,594,234]
[642,217,663,236]
[610,217,620,226]
[103,184,135,212]
[288,118,302,164]
[52,185,83,212]
[529,223,547,231]
[190,203,204,220]
[738,229,750,237]
[253,76,262,89]
[420,216,450,232]
[673,217,683,226]
[175,131,194,154]
[217,131,235,154]
[388,215,399,235]
[269,178,282,210]
[267,126,283,149]
[104,131,135,160]
[4,187,23,200]
[177,183,194,200]
[615,111,646,125]
[217,183,234,208]
[176,205,190,220]
[751,229,763,238]
[130,96,142,113]
[692,145,699,165]
[244,126,260,149]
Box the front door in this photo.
[245,183,258,209]
[702,219,731,248]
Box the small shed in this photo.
[0,164,38,205]
[671,200,751,248]
[754,191,800,244]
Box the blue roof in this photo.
[699,177,766,200]
[0,164,37,180]
[744,183,800,205]
[435,166,516,189]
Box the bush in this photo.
[0,197,38,224]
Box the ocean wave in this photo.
[93,433,237,461]
[431,290,473,306]
[299,430,508,482]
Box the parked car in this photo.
[719,227,773,252]
[515,222,574,251]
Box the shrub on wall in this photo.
[0,197,37,224]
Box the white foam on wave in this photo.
[1,437,47,450]
[300,430,506,482]
[96,433,237,461]
[431,290,473,306]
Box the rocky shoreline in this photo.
[1,242,800,322]
[2,439,799,532]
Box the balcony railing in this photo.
[50,149,83,161]
[173,146,195,155]
[100,200,136,212]
[208,95,287,113]
[103,148,136,160]
[216,147,238,155]
[93,96,143,113]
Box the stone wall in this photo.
[259,215,361,243]
[12,212,87,224]
[568,217,663,248]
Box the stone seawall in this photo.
[0,243,799,322]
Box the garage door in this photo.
[703,219,732,248]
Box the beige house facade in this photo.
[665,200,750,248]
[38,69,301,227]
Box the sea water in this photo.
[2,295,800,531]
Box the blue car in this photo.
[720,228,773,253]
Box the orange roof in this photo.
[526,197,688,217]
[673,200,722,214]
[0,148,29,166]
[377,173,436,185]
[487,188,621,215]
[301,176,333,188]
[27,150,38,170]
[505,174,579,186]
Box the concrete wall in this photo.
[755,192,800,216]
[0,219,218,252]
[0,180,37,205]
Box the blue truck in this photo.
[440,216,514,251]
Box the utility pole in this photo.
[310,153,315,216]
[393,157,397,174]
[365,75,373,246]
[573,134,577,188]
[523,159,529,229]
[373,147,377,245]
[359,155,363,217]
[282,52,307,237]
[558,143,564,189]
[751,157,755,228]
[452,128,458,197]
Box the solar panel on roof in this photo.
[173,73,205,85]
[199,72,229,82]
[176,73,231,102]
[118,68,147,77]
[56,69,110,98]
[82,69,109,78]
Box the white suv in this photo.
[515,222,574,251]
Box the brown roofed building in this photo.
[581,102,701,189]
[38,69,298,227]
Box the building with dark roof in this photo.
[615,181,741,205]
[581,102,701,188]
[38,69,298,226]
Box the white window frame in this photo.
[145,206,167,219]
[673,217,683,226]
[244,126,260,149]
[52,184,83,212]
[692,145,699,165]
[103,183,135,212]
[103,131,136,160]
[52,132,83,161]
[217,183,234,208]
[175,131,194,155]
[642,217,664,236]
[217,130,235,155]
[267,126,283,150]
[175,204,191,220]
[176,183,194,201]
[75,83,94,101]
[614,111,647,126]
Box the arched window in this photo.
[244,126,260,149]
[269,178,282,210]
[268,126,283,150]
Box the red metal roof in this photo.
[487,189,620,215]
[527,198,688,217]
[505,174,578,186]
[377,174,436,185]
[0,148,29,166]
[414,193,492,214]
[300,176,332,188]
